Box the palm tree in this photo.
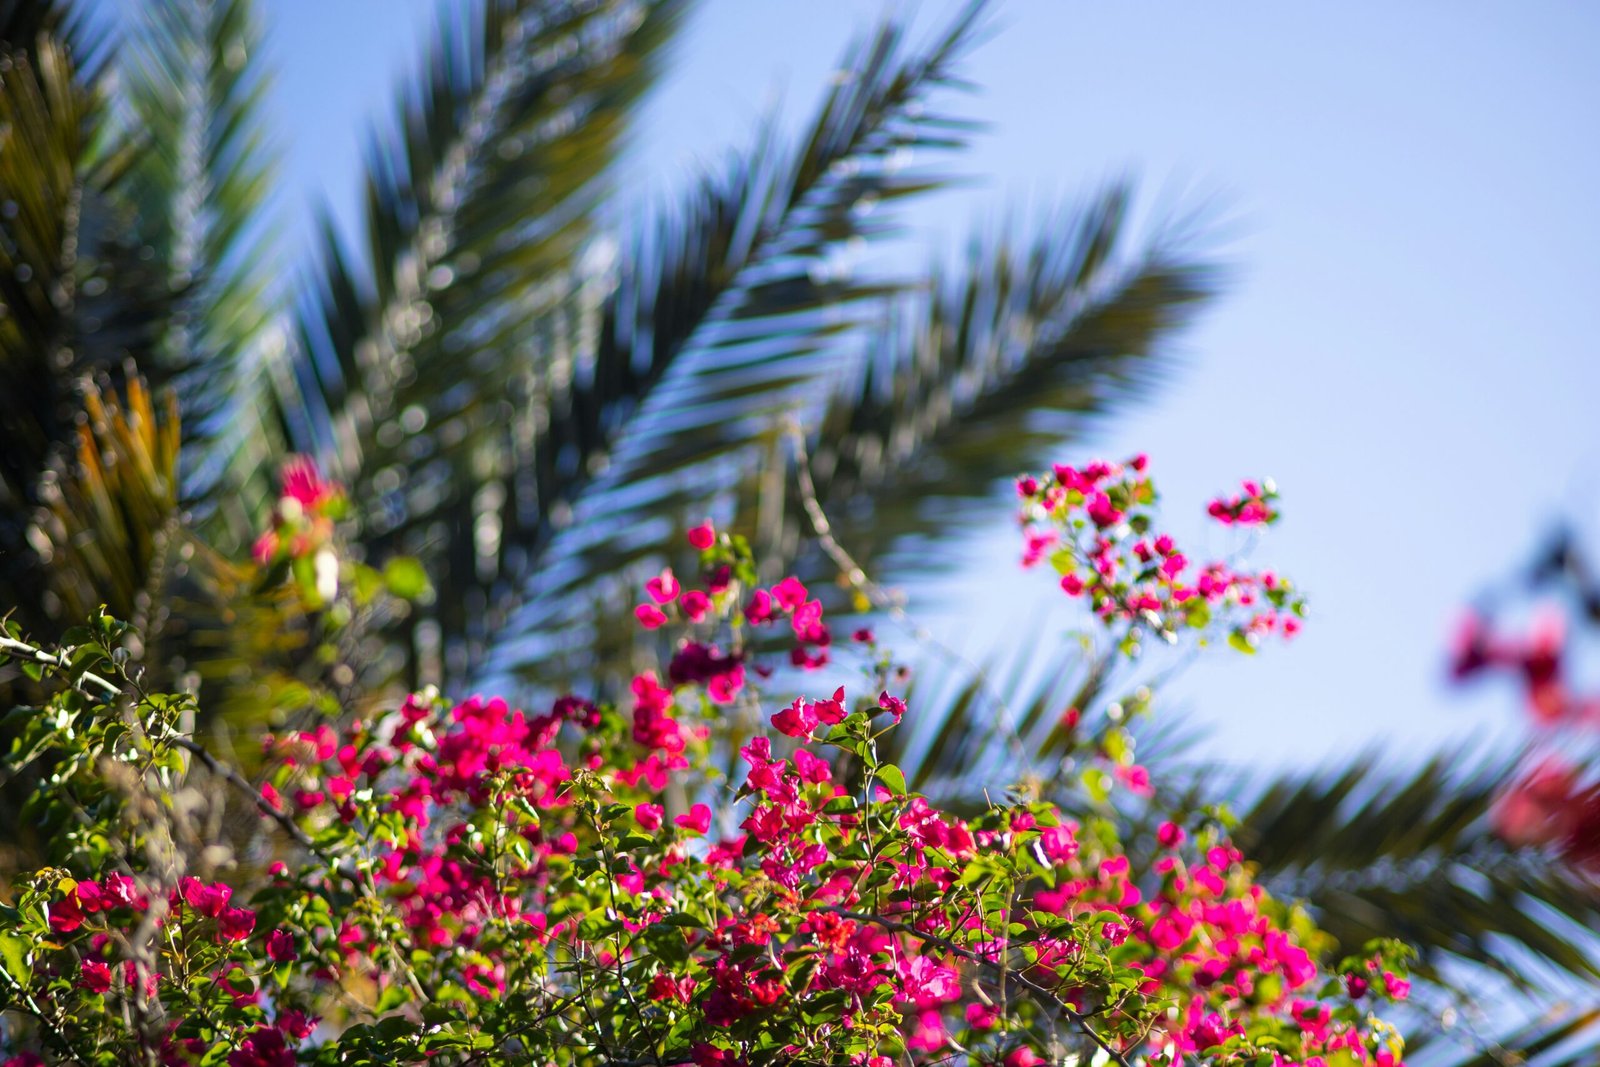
[0,0,1214,693]
[5,1,1589,1063]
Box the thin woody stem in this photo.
[783,420,1036,774]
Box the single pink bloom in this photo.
[251,530,279,565]
[635,803,665,831]
[772,576,808,611]
[218,906,256,942]
[280,455,334,509]
[675,803,712,834]
[180,877,232,918]
[772,698,817,739]
[680,590,711,622]
[267,929,297,963]
[78,959,113,993]
[645,568,680,604]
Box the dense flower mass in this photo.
[0,457,1410,1065]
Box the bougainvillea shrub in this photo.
[0,456,1410,1065]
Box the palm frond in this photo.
[0,374,199,727]
[1234,747,1600,992]
[451,2,991,689]
[115,0,281,512]
[800,186,1219,600]
[0,32,96,621]
[269,0,690,686]
[278,0,686,480]
[0,0,103,73]
[1409,1004,1600,1067]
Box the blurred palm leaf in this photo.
[1234,747,1600,991]
[0,0,100,69]
[25,376,182,631]
[1408,1004,1600,1067]
[485,105,1222,694]
[443,2,990,688]
[0,0,275,635]
[0,30,148,628]
[115,0,282,510]
[269,0,692,687]
[803,186,1216,579]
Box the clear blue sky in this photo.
[263,1,1600,771]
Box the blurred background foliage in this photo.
[1,0,1595,1062]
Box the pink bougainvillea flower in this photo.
[1493,758,1581,847]
[251,530,279,565]
[218,906,257,942]
[675,804,712,835]
[228,1025,294,1067]
[772,698,817,739]
[650,971,697,1004]
[1116,763,1153,796]
[634,803,665,831]
[279,456,336,511]
[687,522,716,550]
[680,589,711,622]
[792,748,832,784]
[78,959,113,994]
[634,603,668,630]
[102,874,140,909]
[771,576,808,611]
[266,929,297,963]
[1038,822,1078,864]
[813,687,847,725]
[878,691,906,724]
[179,877,232,919]
[1382,971,1410,1000]
[645,568,680,604]
[746,588,774,624]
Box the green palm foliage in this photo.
[1233,748,1600,1066]
[4,0,1593,1063]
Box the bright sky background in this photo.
[262,1,1600,773]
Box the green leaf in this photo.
[0,931,32,987]
[382,557,430,600]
